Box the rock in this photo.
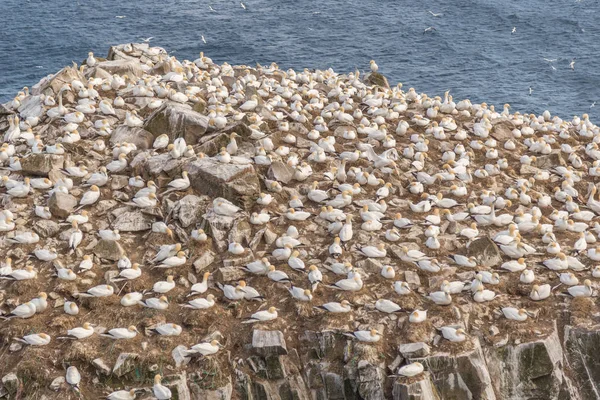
[491,119,516,142]
[110,175,130,190]
[190,379,233,400]
[322,372,345,400]
[252,330,288,356]
[203,209,236,252]
[96,59,144,77]
[48,191,78,218]
[399,343,431,358]
[187,158,259,208]
[534,152,566,169]
[17,95,45,120]
[364,72,390,89]
[217,266,247,282]
[112,353,139,377]
[172,345,191,368]
[467,236,502,267]
[268,161,295,184]
[110,125,154,150]
[265,355,286,380]
[487,322,568,399]
[33,65,84,95]
[177,195,207,228]
[33,219,60,238]
[144,102,209,144]
[50,376,65,391]
[92,358,111,375]
[404,271,421,288]
[93,239,125,261]
[9,342,22,352]
[392,372,441,400]
[1,373,18,394]
[111,209,154,232]
[164,373,192,400]
[420,338,494,399]
[355,360,386,400]
[193,250,216,273]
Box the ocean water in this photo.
[1,0,599,121]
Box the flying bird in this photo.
[428,11,443,17]
[570,58,576,70]
[511,27,516,34]
[423,27,437,34]
[240,2,246,9]
[201,35,207,44]
[140,37,154,43]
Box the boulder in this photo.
[48,191,77,218]
[491,119,517,142]
[467,236,502,267]
[1,373,19,394]
[32,65,84,95]
[187,158,259,208]
[33,219,60,238]
[49,376,65,391]
[564,326,600,399]
[110,125,154,150]
[20,154,64,176]
[193,250,216,273]
[96,59,143,77]
[177,195,207,228]
[144,102,209,144]
[268,161,295,184]
[364,72,390,89]
[217,266,247,282]
[534,152,566,169]
[252,330,288,356]
[93,239,125,261]
[92,358,111,375]
[112,353,139,377]
[392,372,441,400]
[111,209,154,232]
[17,95,45,120]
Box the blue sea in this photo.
[1,0,599,121]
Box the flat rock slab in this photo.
[252,330,287,356]
[467,236,502,267]
[111,209,154,232]
[96,59,143,77]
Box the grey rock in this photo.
[92,358,111,375]
[172,345,191,368]
[392,372,441,400]
[1,373,18,394]
[252,330,288,356]
[50,376,65,391]
[21,154,64,176]
[187,158,259,209]
[111,209,154,232]
[190,379,232,400]
[48,191,77,218]
[96,59,144,78]
[93,239,125,261]
[110,125,154,150]
[490,119,516,142]
[268,160,295,184]
[421,337,494,399]
[144,102,209,144]
[364,71,390,89]
[112,353,139,377]
[110,175,130,190]
[217,266,247,282]
[33,65,84,95]
[177,195,207,228]
[202,208,236,252]
[404,271,421,288]
[399,343,431,358]
[193,250,216,273]
[9,342,22,352]
[467,236,502,267]
[535,152,566,169]
[33,219,60,238]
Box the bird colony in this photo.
[0,43,599,399]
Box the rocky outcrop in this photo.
[186,158,260,208]
[144,102,209,144]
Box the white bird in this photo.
[101,326,139,339]
[242,306,278,323]
[153,374,172,400]
[398,362,424,377]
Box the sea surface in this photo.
[1,0,599,121]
